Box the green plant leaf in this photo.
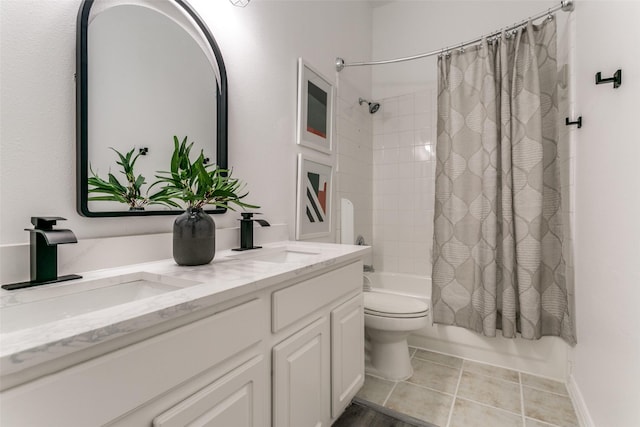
[134,174,146,191]
[149,136,260,211]
[88,146,159,208]
[107,173,126,192]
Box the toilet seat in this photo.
[364,292,429,319]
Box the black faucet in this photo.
[232,212,270,251]
[2,217,82,290]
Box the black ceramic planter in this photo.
[173,208,215,266]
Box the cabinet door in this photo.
[273,317,330,427]
[331,293,364,418]
[153,355,267,427]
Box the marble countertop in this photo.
[0,241,369,376]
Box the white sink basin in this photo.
[0,272,200,334]
[228,247,320,263]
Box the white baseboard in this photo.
[567,374,595,427]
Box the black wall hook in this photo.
[566,116,582,129]
[595,69,622,88]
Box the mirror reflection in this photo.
[77,0,228,217]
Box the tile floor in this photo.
[357,348,579,427]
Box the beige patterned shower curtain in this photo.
[432,19,576,345]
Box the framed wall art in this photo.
[296,58,333,154]
[296,153,333,239]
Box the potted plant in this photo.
[153,136,259,266]
[88,147,178,210]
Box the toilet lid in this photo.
[364,292,429,318]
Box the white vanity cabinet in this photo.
[0,297,269,427]
[0,255,365,427]
[271,261,364,427]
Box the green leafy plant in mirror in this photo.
[88,147,179,210]
[152,136,259,211]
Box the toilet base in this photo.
[365,329,414,381]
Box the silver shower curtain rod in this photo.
[336,0,574,72]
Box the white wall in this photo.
[371,0,558,99]
[191,0,372,241]
[572,2,640,426]
[0,0,372,281]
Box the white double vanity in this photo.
[0,242,369,426]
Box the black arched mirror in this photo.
[76,0,227,217]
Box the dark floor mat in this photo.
[333,397,438,427]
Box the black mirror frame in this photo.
[76,0,228,217]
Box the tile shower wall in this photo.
[372,89,437,276]
[335,78,374,250]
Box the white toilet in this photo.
[363,291,429,380]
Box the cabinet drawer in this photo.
[272,262,361,333]
[153,355,266,427]
[0,298,265,426]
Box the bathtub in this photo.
[363,271,569,380]
[363,271,431,303]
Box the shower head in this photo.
[359,97,380,114]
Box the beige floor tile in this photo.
[523,386,579,427]
[413,349,463,368]
[358,354,578,427]
[456,370,522,414]
[449,398,524,427]
[521,373,569,396]
[356,375,396,406]
[462,360,520,383]
[385,381,453,426]
[526,417,559,427]
[406,357,461,394]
